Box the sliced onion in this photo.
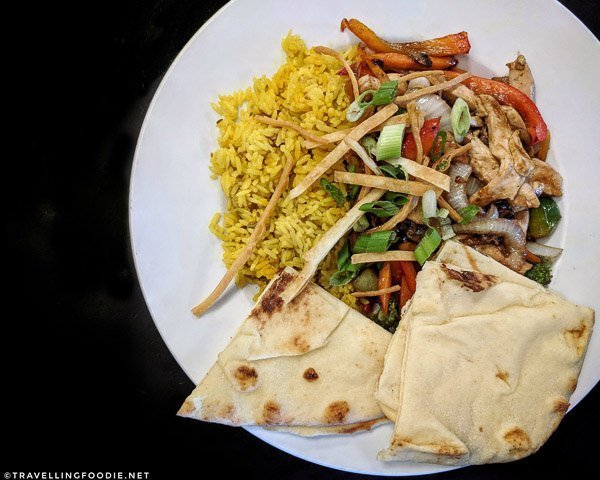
[453,218,526,272]
[414,94,452,131]
[407,77,431,91]
[526,241,563,259]
[466,175,484,196]
[421,189,438,219]
[445,163,472,211]
[486,204,499,219]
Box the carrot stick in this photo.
[391,261,404,285]
[368,53,457,71]
[398,243,418,294]
[525,249,542,264]
[399,275,412,310]
[378,262,392,315]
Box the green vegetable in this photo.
[361,136,378,158]
[353,230,396,253]
[346,165,360,201]
[528,197,561,239]
[451,98,470,142]
[458,204,480,224]
[353,267,379,292]
[524,256,553,286]
[430,130,447,162]
[379,164,402,178]
[383,191,408,206]
[329,240,362,286]
[371,297,400,333]
[414,227,442,265]
[320,178,345,206]
[359,201,400,218]
[435,160,449,171]
[376,124,406,161]
[352,215,370,232]
[346,81,399,122]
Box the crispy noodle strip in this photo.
[314,46,359,100]
[351,251,416,265]
[394,71,472,105]
[351,285,401,298]
[407,101,425,164]
[254,115,327,145]
[281,188,386,304]
[387,71,447,83]
[437,195,463,223]
[369,195,419,232]
[431,143,472,171]
[357,167,371,201]
[191,155,296,317]
[304,114,407,149]
[289,103,398,199]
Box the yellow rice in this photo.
[209,33,358,308]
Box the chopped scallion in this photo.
[383,191,408,206]
[353,215,370,232]
[451,98,470,142]
[376,124,406,161]
[371,80,399,106]
[359,201,400,218]
[414,227,442,265]
[346,165,360,201]
[353,230,397,254]
[458,204,480,224]
[320,178,345,206]
[436,208,449,219]
[361,136,378,158]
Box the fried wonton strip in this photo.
[345,138,382,175]
[396,157,451,191]
[191,156,296,317]
[254,115,327,145]
[314,46,359,100]
[289,103,398,199]
[387,71,447,83]
[357,167,371,201]
[437,196,463,223]
[304,115,407,149]
[334,171,438,196]
[407,102,424,164]
[281,188,385,304]
[431,143,472,171]
[351,285,401,298]
[351,251,416,265]
[370,195,419,232]
[394,71,472,105]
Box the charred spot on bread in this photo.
[441,264,498,292]
[303,368,319,381]
[324,401,350,424]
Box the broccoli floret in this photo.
[524,256,553,286]
[371,297,400,333]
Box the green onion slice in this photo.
[361,136,378,158]
[414,227,442,266]
[376,123,406,161]
[458,204,480,224]
[353,230,397,254]
[359,201,400,218]
[346,165,360,201]
[320,178,345,206]
[421,189,438,220]
[337,241,351,270]
[383,191,408,206]
[352,215,370,232]
[451,98,470,142]
[371,80,399,106]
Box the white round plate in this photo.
[130,0,600,475]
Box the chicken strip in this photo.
[507,54,535,100]
[530,158,563,196]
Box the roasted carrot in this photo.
[400,261,418,294]
[387,31,471,56]
[341,18,431,66]
[368,53,457,71]
[399,275,412,310]
[443,70,548,145]
[378,262,392,315]
[391,261,404,285]
[525,249,542,264]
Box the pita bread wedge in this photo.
[179,267,391,434]
[377,241,594,465]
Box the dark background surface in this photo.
[8,0,599,478]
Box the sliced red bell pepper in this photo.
[443,70,548,145]
[402,118,440,161]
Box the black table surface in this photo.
[10,0,599,478]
